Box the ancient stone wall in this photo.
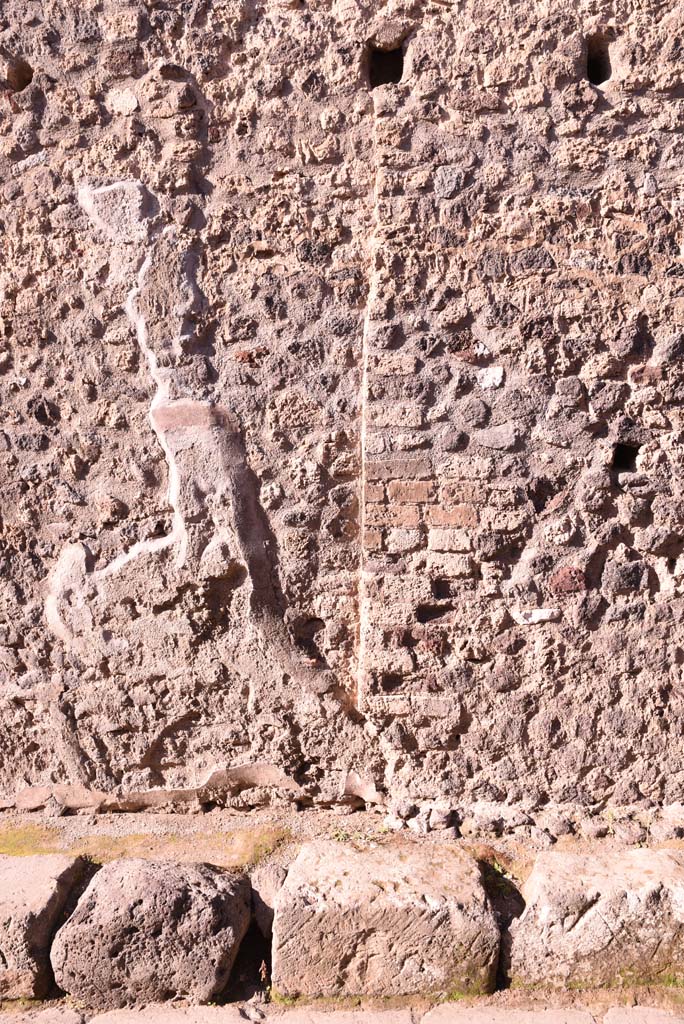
[1,0,684,814]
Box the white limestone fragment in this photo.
[510,607,561,625]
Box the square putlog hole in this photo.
[586,34,612,85]
[368,45,404,88]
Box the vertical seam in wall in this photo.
[357,98,381,712]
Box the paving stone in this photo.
[509,850,684,988]
[423,1008,595,1024]
[0,854,86,998]
[3,1010,85,1024]
[602,1011,684,1024]
[271,840,499,998]
[90,1010,412,1024]
[83,1005,684,1024]
[90,1010,246,1024]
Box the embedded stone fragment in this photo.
[51,859,250,1008]
[271,840,499,998]
[433,165,467,199]
[510,607,561,625]
[474,422,519,450]
[509,849,684,988]
[0,854,86,998]
[77,181,153,243]
[106,89,140,115]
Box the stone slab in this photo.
[509,850,684,989]
[0,854,85,998]
[91,1011,413,1024]
[272,840,500,998]
[423,1007,595,1024]
[87,1007,684,1024]
[603,1011,684,1024]
[79,1005,684,1024]
[4,1012,85,1024]
[90,1011,246,1024]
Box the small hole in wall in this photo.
[6,57,33,92]
[586,34,611,86]
[431,578,452,600]
[291,616,326,662]
[159,62,189,81]
[416,603,454,623]
[368,45,404,89]
[612,442,640,472]
[380,672,404,692]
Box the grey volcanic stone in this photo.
[50,859,250,1008]
[271,840,499,998]
[0,854,86,998]
[509,849,684,988]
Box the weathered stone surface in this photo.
[0,854,85,999]
[51,859,250,1008]
[272,840,499,998]
[509,850,684,988]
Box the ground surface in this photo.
[3,995,684,1023]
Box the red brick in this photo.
[480,509,526,532]
[441,456,493,479]
[365,503,421,528]
[386,528,424,553]
[371,353,420,375]
[549,566,586,594]
[387,480,435,503]
[368,402,424,428]
[363,528,384,551]
[488,486,527,509]
[426,504,478,527]
[366,458,432,481]
[365,482,385,502]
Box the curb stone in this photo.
[0,854,86,999]
[509,850,684,989]
[272,841,499,998]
